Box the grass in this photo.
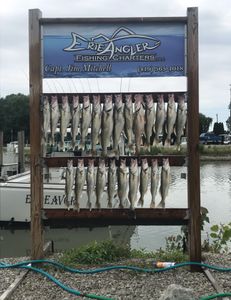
[58,240,188,267]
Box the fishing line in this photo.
[119,77,123,93]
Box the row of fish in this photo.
[42,94,187,155]
[64,157,171,211]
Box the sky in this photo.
[0,0,231,129]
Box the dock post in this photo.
[187,7,201,271]
[18,131,25,173]
[29,9,44,259]
[0,131,3,176]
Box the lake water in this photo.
[0,160,231,258]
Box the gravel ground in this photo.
[0,253,231,300]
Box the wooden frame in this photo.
[29,8,201,270]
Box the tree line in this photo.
[0,94,229,144]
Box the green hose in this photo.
[0,259,231,300]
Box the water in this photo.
[0,161,231,258]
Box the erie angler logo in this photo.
[63,27,161,60]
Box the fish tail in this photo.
[137,196,144,207]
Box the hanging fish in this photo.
[150,159,159,208]
[124,94,133,147]
[158,158,171,208]
[60,95,71,151]
[145,94,155,149]
[71,95,80,150]
[41,96,50,156]
[154,94,165,146]
[176,95,187,149]
[96,159,106,209]
[64,160,75,210]
[118,159,128,208]
[50,95,60,146]
[133,94,145,154]
[164,94,177,147]
[113,94,125,155]
[80,95,91,151]
[101,95,113,156]
[92,95,101,154]
[74,159,85,212]
[86,159,95,211]
[108,159,117,208]
[138,158,149,207]
[129,158,139,210]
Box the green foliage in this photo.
[0,94,29,143]
[199,113,213,134]
[208,223,231,253]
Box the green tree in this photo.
[199,113,212,134]
[0,94,29,143]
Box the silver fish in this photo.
[145,94,155,148]
[96,159,106,209]
[113,94,125,155]
[124,94,133,146]
[42,96,50,143]
[150,159,159,208]
[138,158,149,207]
[92,95,101,154]
[154,94,165,146]
[129,158,139,210]
[71,95,80,150]
[165,94,177,146]
[176,95,187,148]
[108,159,117,208]
[74,159,85,212]
[50,95,60,146]
[86,159,95,211]
[80,95,91,150]
[133,94,145,154]
[64,160,75,210]
[101,95,113,156]
[60,96,71,151]
[158,158,170,208]
[118,159,128,208]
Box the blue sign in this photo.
[43,22,185,78]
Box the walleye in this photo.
[71,95,80,150]
[154,94,165,146]
[64,160,75,210]
[124,94,133,147]
[165,94,177,146]
[113,94,125,155]
[133,94,145,154]
[176,95,187,149]
[50,95,60,146]
[118,159,128,208]
[42,96,50,156]
[108,159,117,208]
[129,158,139,210]
[80,95,91,150]
[158,158,171,208]
[145,94,155,148]
[74,159,85,212]
[60,96,71,151]
[150,159,159,208]
[101,95,113,156]
[92,95,101,154]
[86,159,95,211]
[138,158,149,207]
[96,159,106,209]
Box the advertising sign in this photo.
[43,21,185,78]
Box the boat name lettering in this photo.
[25,194,71,206]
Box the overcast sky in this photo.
[0,0,230,128]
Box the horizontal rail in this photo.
[44,155,186,167]
[43,208,189,227]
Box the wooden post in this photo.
[0,131,3,176]
[187,7,201,271]
[29,9,44,259]
[18,131,25,173]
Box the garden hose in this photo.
[0,259,230,300]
